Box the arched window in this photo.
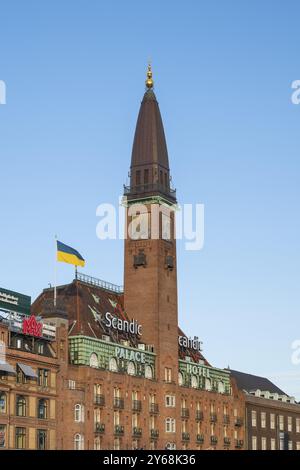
[16,396,26,417]
[191,375,198,389]
[0,392,7,413]
[94,436,101,450]
[94,383,102,396]
[178,372,183,386]
[74,404,84,423]
[109,358,118,372]
[145,365,153,380]
[89,353,99,368]
[205,378,211,391]
[74,433,84,450]
[127,361,135,376]
[38,398,48,419]
[218,381,225,394]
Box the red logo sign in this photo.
[22,315,42,338]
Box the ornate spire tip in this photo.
[145,63,154,89]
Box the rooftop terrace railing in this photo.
[76,272,124,294]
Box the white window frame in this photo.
[165,417,176,433]
[145,365,153,380]
[271,438,276,450]
[89,353,99,368]
[74,433,84,450]
[74,404,84,423]
[251,410,257,427]
[127,361,136,376]
[270,413,275,429]
[109,357,118,372]
[165,395,175,408]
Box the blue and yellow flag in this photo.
[56,241,85,267]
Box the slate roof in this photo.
[131,89,169,170]
[229,369,287,395]
[32,279,209,364]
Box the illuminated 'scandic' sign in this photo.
[105,312,142,336]
[178,335,203,352]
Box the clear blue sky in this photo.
[1,1,300,398]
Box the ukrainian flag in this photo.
[57,241,85,267]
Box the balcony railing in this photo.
[196,434,204,444]
[224,437,231,446]
[182,432,190,442]
[210,436,218,445]
[150,429,159,439]
[149,403,159,414]
[235,439,244,449]
[132,427,142,437]
[113,397,124,409]
[195,411,204,421]
[132,400,142,412]
[181,408,190,418]
[210,413,217,423]
[94,423,105,434]
[124,183,176,201]
[94,395,105,406]
[235,417,243,427]
[114,425,124,436]
[223,414,230,424]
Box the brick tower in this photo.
[124,65,178,383]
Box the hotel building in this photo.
[31,66,245,450]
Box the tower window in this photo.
[160,170,163,185]
[136,170,141,186]
[144,169,149,185]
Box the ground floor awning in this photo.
[17,363,37,378]
[0,362,16,374]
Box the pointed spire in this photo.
[124,64,176,203]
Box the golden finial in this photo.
[145,62,154,89]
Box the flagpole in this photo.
[75,265,80,332]
[54,235,57,307]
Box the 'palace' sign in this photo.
[115,346,146,363]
